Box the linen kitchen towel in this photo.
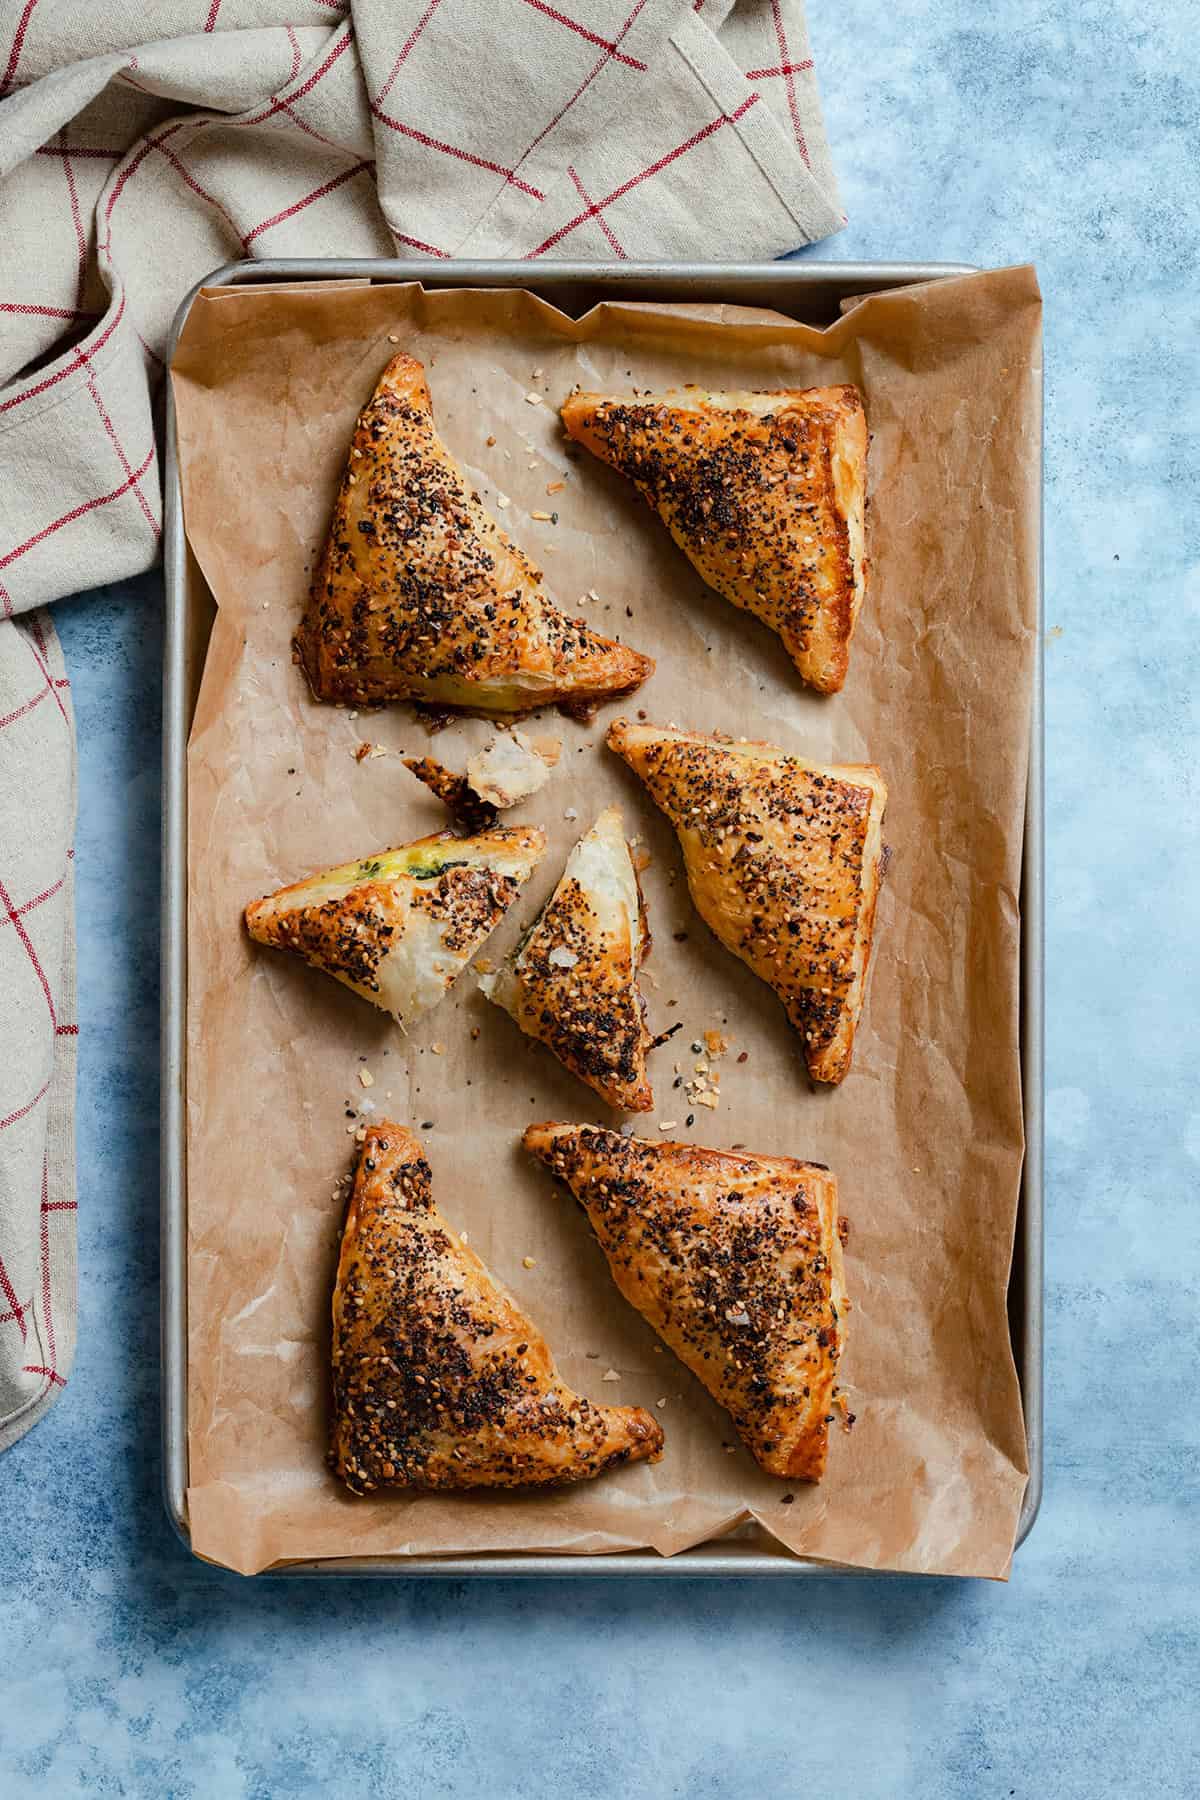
[0,0,842,1446]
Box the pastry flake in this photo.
[244,825,544,1023]
[402,755,499,834]
[607,719,886,1084]
[466,729,555,809]
[524,1122,847,1481]
[561,383,867,694]
[295,352,654,718]
[481,805,654,1110]
[329,1123,664,1493]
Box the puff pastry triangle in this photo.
[524,1123,847,1481]
[296,352,654,717]
[244,826,544,1023]
[561,382,867,693]
[481,805,654,1111]
[607,719,886,1084]
[329,1124,664,1493]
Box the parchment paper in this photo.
[171,266,1041,1578]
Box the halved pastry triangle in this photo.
[524,1123,848,1482]
[480,805,654,1111]
[244,826,544,1023]
[561,383,867,694]
[329,1124,664,1493]
[296,352,654,718]
[607,719,886,1084]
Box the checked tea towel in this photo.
[0,0,843,1446]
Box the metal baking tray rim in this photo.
[161,258,1043,1577]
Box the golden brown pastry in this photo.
[607,719,886,1084]
[402,755,499,835]
[329,1124,664,1493]
[524,1122,847,1481]
[480,805,654,1111]
[561,382,866,694]
[296,352,654,717]
[244,826,544,1022]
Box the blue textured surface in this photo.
[4,4,1199,1791]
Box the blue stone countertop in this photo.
[4,6,1198,1795]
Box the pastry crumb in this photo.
[496,494,511,508]
[657,1120,678,1131]
[522,1255,536,1269]
[656,1398,667,1409]
[430,1042,445,1055]
[546,480,565,495]
[601,1368,621,1382]
[358,1068,374,1088]
[530,509,553,521]
[387,333,399,344]
[467,730,553,807]
[704,1030,729,1057]
[485,433,496,446]
[474,957,496,974]
[524,392,543,406]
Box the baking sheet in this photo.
[170,266,1041,1578]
